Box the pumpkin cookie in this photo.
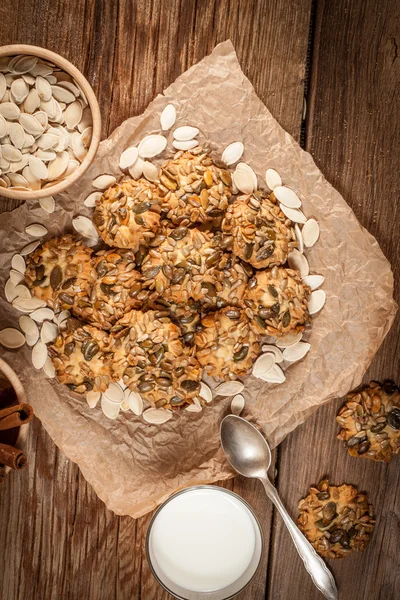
[73,248,150,330]
[244,266,310,337]
[49,318,114,393]
[298,479,375,559]
[24,234,93,311]
[110,310,203,409]
[160,149,232,225]
[93,178,163,250]
[195,307,260,380]
[222,193,297,268]
[337,381,400,463]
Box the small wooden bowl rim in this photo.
[0,357,30,474]
[0,44,101,200]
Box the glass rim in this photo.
[145,485,264,600]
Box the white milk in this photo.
[149,488,257,592]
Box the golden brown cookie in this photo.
[24,234,93,311]
[298,479,375,559]
[222,192,297,268]
[244,266,310,337]
[93,178,163,250]
[337,381,400,463]
[49,318,115,393]
[160,149,232,225]
[73,248,150,330]
[110,310,203,409]
[194,307,260,380]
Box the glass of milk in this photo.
[146,485,263,599]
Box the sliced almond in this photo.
[302,274,324,291]
[0,328,25,349]
[308,290,326,315]
[119,146,139,170]
[172,139,199,151]
[72,215,98,239]
[288,249,309,277]
[31,340,48,369]
[128,391,143,415]
[199,381,213,403]
[92,174,117,190]
[302,219,320,248]
[252,353,275,378]
[39,196,55,213]
[160,104,176,130]
[142,408,172,425]
[84,191,102,208]
[215,381,244,396]
[265,168,282,190]
[222,141,244,166]
[138,135,167,158]
[231,394,245,416]
[283,342,311,362]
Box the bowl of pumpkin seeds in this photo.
[0,44,101,200]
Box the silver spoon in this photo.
[220,415,338,600]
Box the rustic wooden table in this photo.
[0,1,399,599]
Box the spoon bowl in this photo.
[220,415,272,478]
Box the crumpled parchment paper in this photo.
[0,41,396,518]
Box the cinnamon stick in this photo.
[0,443,27,470]
[0,403,33,431]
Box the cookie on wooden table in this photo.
[24,234,93,311]
[93,178,163,250]
[244,266,310,336]
[110,310,203,410]
[49,319,115,394]
[337,380,400,462]
[298,479,375,559]
[160,149,232,225]
[222,192,297,268]
[195,307,260,380]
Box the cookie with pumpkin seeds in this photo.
[93,178,164,251]
[49,318,115,394]
[337,380,400,463]
[159,149,232,225]
[194,307,260,380]
[109,310,203,409]
[24,234,93,311]
[73,248,150,330]
[222,192,297,268]
[298,480,375,559]
[244,266,310,337]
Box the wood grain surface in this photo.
[0,1,398,599]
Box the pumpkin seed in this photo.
[308,290,326,315]
[9,122,25,148]
[231,394,245,415]
[215,381,244,396]
[265,168,282,190]
[302,274,324,291]
[119,146,139,170]
[288,249,309,278]
[9,270,24,286]
[232,169,254,194]
[222,141,244,165]
[40,321,58,343]
[0,327,25,349]
[11,253,26,273]
[160,103,176,130]
[302,218,320,247]
[84,191,102,208]
[172,139,199,151]
[128,156,144,179]
[72,215,98,240]
[173,126,199,141]
[86,390,101,408]
[5,278,18,302]
[282,342,311,362]
[252,353,275,378]
[142,408,172,424]
[0,102,21,120]
[199,382,213,403]
[92,174,117,189]
[261,344,284,363]
[279,204,307,224]
[103,382,124,404]
[275,332,303,348]
[25,222,48,237]
[101,395,120,419]
[31,340,48,369]
[138,134,167,158]
[30,307,55,323]
[274,185,301,208]
[236,162,257,189]
[128,391,143,415]
[258,363,286,384]
[142,161,158,182]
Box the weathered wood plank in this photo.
[268,0,400,598]
[0,0,312,599]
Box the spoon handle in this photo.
[260,476,338,600]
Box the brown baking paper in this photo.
[0,41,396,517]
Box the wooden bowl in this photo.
[0,357,29,476]
[0,44,101,200]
